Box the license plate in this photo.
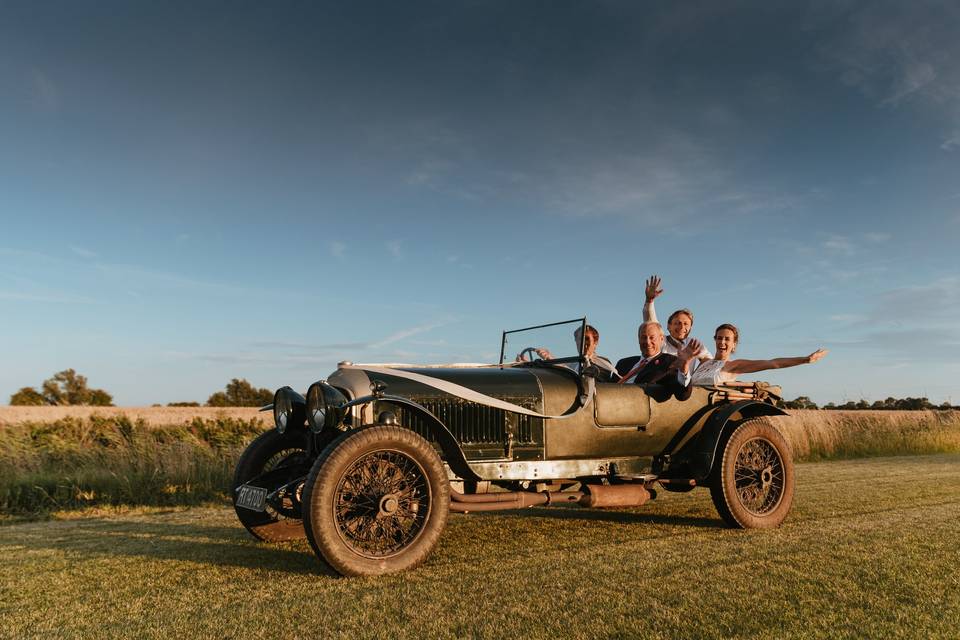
[235,484,268,512]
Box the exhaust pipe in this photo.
[447,483,654,512]
[449,487,583,512]
[578,484,651,508]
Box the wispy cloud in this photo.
[864,232,890,243]
[816,2,960,143]
[0,290,93,304]
[386,240,403,260]
[70,246,98,259]
[870,276,960,322]
[0,247,61,262]
[369,318,456,349]
[544,133,797,230]
[838,328,960,363]
[182,317,462,368]
[248,339,369,352]
[823,235,855,255]
[91,262,267,297]
[29,69,59,111]
[330,241,346,259]
[829,314,866,323]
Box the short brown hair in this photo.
[574,324,599,340]
[668,308,694,325]
[714,323,739,345]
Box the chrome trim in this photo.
[452,456,651,481]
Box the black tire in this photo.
[232,429,310,542]
[709,418,795,529]
[301,425,449,577]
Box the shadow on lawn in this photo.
[3,517,338,577]
[464,505,720,529]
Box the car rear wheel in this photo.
[302,425,449,577]
[709,418,794,528]
[232,429,310,542]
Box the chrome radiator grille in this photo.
[391,396,538,445]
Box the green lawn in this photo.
[2,454,959,639]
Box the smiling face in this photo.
[638,323,664,358]
[713,326,739,360]
[667,310,693,341]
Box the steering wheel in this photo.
[516,347,541,362]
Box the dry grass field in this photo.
[0,406,266,427]
[766,409,960,459]
[2,407,958,518]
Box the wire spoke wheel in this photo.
[232,430,310,542]
[733,438,785,515]
[302,425,449,577]
[334,450,431,557]
[710,417,795,529]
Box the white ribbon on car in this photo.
[345,364,593,419]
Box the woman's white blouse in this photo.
[690,359,738,385]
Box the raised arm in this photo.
[723,349,828,375]
[643,275,662,323]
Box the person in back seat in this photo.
[687,324,828,385]
[641,274,712,374]
[615,321,699,400]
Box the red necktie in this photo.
[617,358,648,384]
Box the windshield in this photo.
[499,318,587,366]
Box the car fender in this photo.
[681,400,788,481]
[342,394,482,482]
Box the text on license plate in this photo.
[236,485,268,512]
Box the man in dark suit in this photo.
[615,321,694,400]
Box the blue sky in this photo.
[1,1,958,405]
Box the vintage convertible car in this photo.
[232,319,793,576]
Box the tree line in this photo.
[783,396,954,411]
[9,370,272,407]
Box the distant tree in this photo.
[783,396,818,410]
[11,369,113,406]
[9,387,47,405]
[896,397,934,411]
[168,401,201,407]
[819,396,946,411]
[88,389,113,406]
[206,378,273,407]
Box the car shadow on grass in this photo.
[461,505,720,529]
[2,517,338,577]
[456,506,724,529]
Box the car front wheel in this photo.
[232,429,310,542]
[302,425,449,577]
[709,418,795,528]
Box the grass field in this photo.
[1,454,958,639]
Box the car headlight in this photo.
[273,386,306,434]
[306,381,348,433]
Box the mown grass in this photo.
[1,411,958,517]
[0,454,958,639]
